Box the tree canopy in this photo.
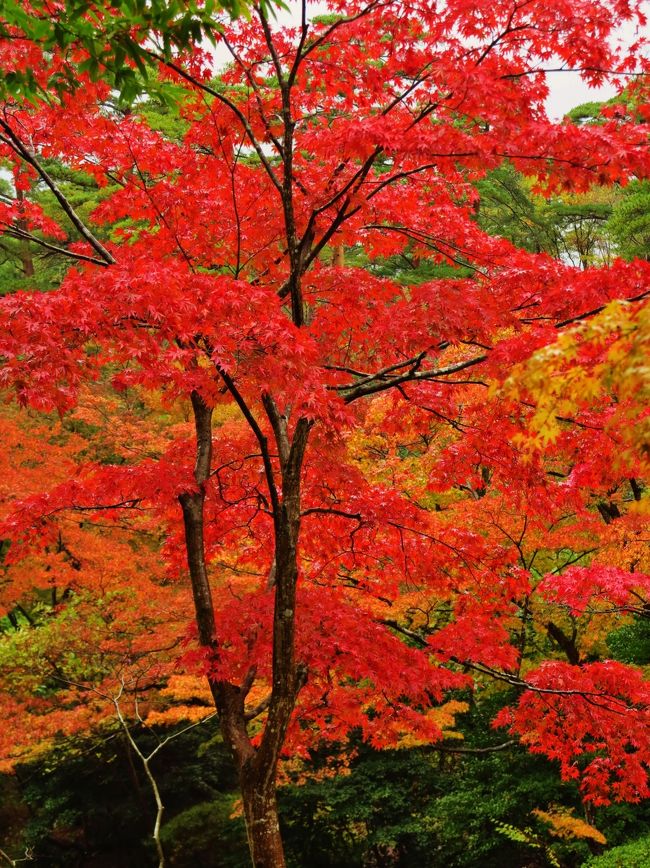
[1,1,649,865]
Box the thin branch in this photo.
[126,141,196,272]
[287,0,309,87]
[70,499,144,511]
[216,366,280,521]
[310,147,382,221]
[334,352,427,390]
[261,392,290,470]
[322,363,371,378]
[219,32,285,157]
[339,354,488,402]
[245,693,272,721]
[0,847,33,866]
[296,0,386,66]
[1,222,112,267]
[257,6,286,87]
[381,618,428,646]
[502,65,649,81]
[361,223,489,275]
[381,618,643,708]
[554,289,650,329]
[146,52,283,195]
[461,660,636,707]
[302,507,363,521]
[0,120,115,265]
[113,685,218,868]
[430,740,516,755]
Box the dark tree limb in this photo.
[0,119,115,265]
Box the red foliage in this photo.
[0,0,649,817]
[494,661,650,804]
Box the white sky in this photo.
[545,14,649,119]
[545,75,620,121]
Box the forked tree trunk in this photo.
[180,389,310,868]
[213,680,289,867]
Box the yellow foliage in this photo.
[506,298,650,464]
[152,675,271,729]
[532,807,607,845]
[148,676,214,726]
[146,704,215,726]
[281,752,353,786]
[395,700,469,748]
[159,675,213,704]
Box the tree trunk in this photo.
[181,389,311,868]
[178,391,218,648]
[234,412,311,868]
[240,772,285,868]
[211,679,287,867]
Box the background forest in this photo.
[1,1,650,866]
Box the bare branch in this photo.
[1,222,112,267]
[302,507,363,521]
[0,120,115,265]
[430,740,515,755]
[245,692,272,721]
[338,354,488,402]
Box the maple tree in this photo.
[1,1,650,865]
